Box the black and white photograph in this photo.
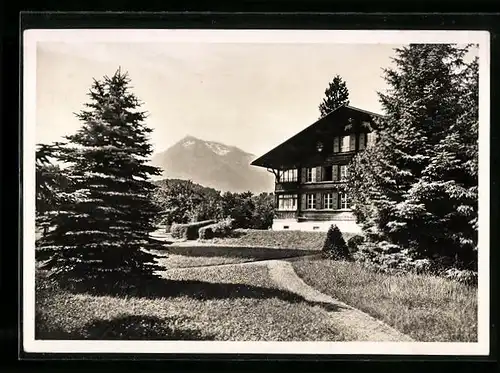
[22,29,490,355]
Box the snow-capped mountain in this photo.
[150,135,275,193]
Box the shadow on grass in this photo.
[167,245,319,260]
[54,273,346,314]
[36,313,215,340]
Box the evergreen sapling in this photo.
[322,224,350,260]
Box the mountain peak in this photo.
[151,136,274,193]
[179,135,199,148]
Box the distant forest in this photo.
[153,178,275,230]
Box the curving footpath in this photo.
[266,259,413,342]
[166,258,414,342]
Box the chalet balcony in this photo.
[275,181,299,192]
[299,180,346,191]
[298,209,356,222]
[275,210,299,220]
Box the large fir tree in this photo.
[36,143,67,218]
[318,75,350,118]
[347,44,478,269]
[36,69,163,287]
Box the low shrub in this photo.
[322,225,350,260]
[199,218,234,240]
[170,220,216,240]
[443,268,478,286]
[347,235,365,253]
[352,240,478,285]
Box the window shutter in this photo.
[332,191,339,209]
[301,168,307,183]
[332,165,339,181]
[359,133,366,149]
[315,192,322,210]
[316,166,322,182]
[350,134,356,151]
[333,137,339,152]
[300,194,306,211]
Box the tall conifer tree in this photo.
[348,44,478,268]
[318,75,350,118]
[37,69,163,286]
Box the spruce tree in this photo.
[347,44,477,267]
[318,75,350,118]
[35,143,69,237]
[413,55,479,268]
[36,69,163,288]
[36,143,67,218]
[322,225,349,260]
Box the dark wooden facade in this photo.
[251,105,382,223]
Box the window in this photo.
[367,132,376,147]
[322,166,333,181]
[359,133,366,150]
[340,193,350,209]
[306,193,316,210]
[340,165,349,181]
[323,193,334,210]
[306,167,316,182]
[277,194,298,211]
[281,169,298,182]
[340,136,350,152]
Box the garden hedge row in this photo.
[198,218,234,239]
[170,220,216,240]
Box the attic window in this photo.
[340,136,350,152]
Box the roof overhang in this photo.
[250,105,384,170]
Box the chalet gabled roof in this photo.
[250,104,384,170]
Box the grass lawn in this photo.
[199,229,340,251]
[292,258,477,342]
[35,263,348,341]
[154,252,250,269]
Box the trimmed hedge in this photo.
[198,218,234,240]
[170,220,216,240]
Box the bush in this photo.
[443,268,478,286]
[352,240,478,284]
[198,218,234,240]
[322,225,350,260]
[347,235,365,253]
[170,220,216,240]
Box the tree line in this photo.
[153,179,274,230]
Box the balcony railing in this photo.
[275,181,299,192]
[275,210,298,220]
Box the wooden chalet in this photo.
[251,105,382,232]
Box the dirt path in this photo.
[164,257,413,342]
[266,260,413,342]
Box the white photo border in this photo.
[22,29,491,356]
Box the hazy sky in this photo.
[36,42,404,156]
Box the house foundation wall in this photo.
[272,219,362,234]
